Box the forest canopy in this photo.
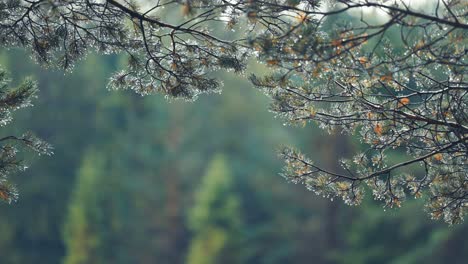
[0,0,467,224]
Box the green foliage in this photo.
[186,227,228,264]
[63,148,131,264]
[250,2,467,223]
[0,48,466,264]
[332,198,468,264]
[0,1,467,262]
[63,151,107,264]
[2,0,466,223]
[187,155,244,264]
[0,65,51,203]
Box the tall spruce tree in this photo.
[186,154,244,264]
[63,148,132,264]
[63,150,107,264]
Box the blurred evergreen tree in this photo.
[64,150,113,264]
[186,154,244,264]
[0,51,117,263]
[63,147,134,264]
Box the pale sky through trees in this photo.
[125,0,446,25]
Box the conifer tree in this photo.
[1,0,466,223]
[186,154,244,264]
[63,150,107,264]
[63,149,130,264]
[0,66,51,203]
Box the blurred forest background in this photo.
[0,4,467,263]
[0,49,467,264]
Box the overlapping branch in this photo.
[1,0,466,222]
